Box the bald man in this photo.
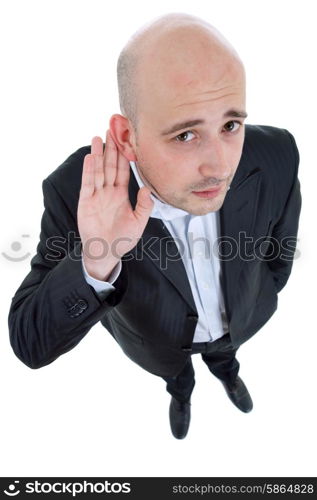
[9,13,301,439]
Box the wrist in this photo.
[83,255,120,281]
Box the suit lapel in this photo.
[127,153,262,317]
[219,164,262,319]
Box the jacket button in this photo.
[67,299,88,318]
[187,314,198,321]
[77,299,88,311]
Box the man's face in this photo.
[131,52,247,215]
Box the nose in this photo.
[198,139,231,182]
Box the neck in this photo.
[134,161,168,204]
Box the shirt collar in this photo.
[129,161,191,221]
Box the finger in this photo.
[134,186,154,223]
[91,136,104,156]
[103,130,118,186]
[115,148,131,187]
[80,154,95,199]
[90,136,104,189]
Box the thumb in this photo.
[134,186,154,222]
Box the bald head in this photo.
[117,12,245,133]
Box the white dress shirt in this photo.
[81,161,229,343]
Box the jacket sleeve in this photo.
[8,177,127,369]
[266,131,302,293]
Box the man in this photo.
[8,12,301,439]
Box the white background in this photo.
[0,0,316,477]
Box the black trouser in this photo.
[162,333,240,403]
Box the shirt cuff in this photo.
[81,252,122,294]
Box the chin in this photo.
[186,194,226,215]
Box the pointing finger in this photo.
[103,130,118,185]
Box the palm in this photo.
[78,131,153,264]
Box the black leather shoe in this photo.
[169,397,191,439]
[221,376,253,413]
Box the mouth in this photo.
[192,186,222,199]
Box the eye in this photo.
[173,120,243,143]
[173,130,195,143]
[223,120,242,133]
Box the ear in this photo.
[109,114,137,162]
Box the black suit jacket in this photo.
[8,125,302,377]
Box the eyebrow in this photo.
[160,109,248,136]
